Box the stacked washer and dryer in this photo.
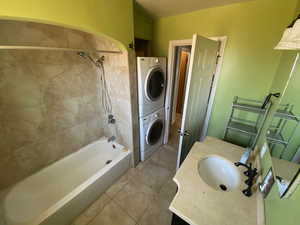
[137,57,167,161]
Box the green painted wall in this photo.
[134,3,153,40]
[152,0,298,141]
[0,0,134,50]
[296,0,300,15]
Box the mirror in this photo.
[260,51,300,198]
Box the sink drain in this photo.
[219,184,227,191]
[106,160,112,165]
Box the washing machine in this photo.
[137,57,167,117]
[139,107,165,161]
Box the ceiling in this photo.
[136,0,252,18]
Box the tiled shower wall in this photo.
[0,20,134,189]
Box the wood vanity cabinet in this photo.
[171,213,189,225]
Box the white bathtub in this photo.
[3,137,131,225]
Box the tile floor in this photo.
[71,144,178,225]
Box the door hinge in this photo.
[216,54,221,65]
[128,42,135,49]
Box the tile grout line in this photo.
[77,194,112,225]
[104,178,129,199]
[110,197,142,223]
[103,173,142,223]
[149,159,176,174]
[109,170,169,224]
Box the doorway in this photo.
[134,38,151,57]
[168,46,191,149]
[164,36,227,168]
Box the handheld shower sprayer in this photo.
[77,51,113,122]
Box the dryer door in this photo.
[145,67,165,101]
[146,119,164,145]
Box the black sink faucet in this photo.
[235,162,258,197]
[234,162,252,170]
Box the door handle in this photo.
[184,131,190,136]
[178,129,190,136]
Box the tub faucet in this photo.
[108,114,116,124]
[108,136,116,143]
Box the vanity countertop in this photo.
[169,137,262,225]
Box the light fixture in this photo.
[275,14,300,50]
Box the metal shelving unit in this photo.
[268,105,300,158]
[224,96,300,155]
[227,120,257,136]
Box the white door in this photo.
[177,34,219,168]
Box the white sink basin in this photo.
[198,156,241,192]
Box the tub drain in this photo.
[219,184,227,191]
[106,160,112,165]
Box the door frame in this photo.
[164,36,227,144]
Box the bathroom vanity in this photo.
[169,137,264,225]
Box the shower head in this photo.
[78,52,104,62]
[77,52,104,68]
[77,51,89,58]
[77,51,95,64]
